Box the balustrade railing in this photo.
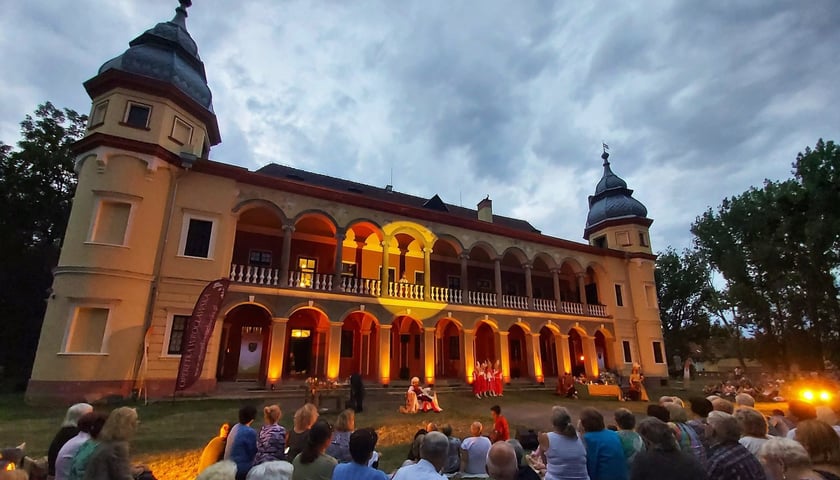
[229,264,607,317]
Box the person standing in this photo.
[349,373,365,413]
[491,405,510,442]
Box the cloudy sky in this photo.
[2,0,838,252]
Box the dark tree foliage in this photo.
[691,139,840,370]
[0,102,87,384]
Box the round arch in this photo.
[344,218,385,241]
[294,210,339,235]
[567,327,587,377]
[474,321,498,365]
[339,310,381,379]
[557,256,585,274]
[391,315,425,380]
[232,198,288,223]
[500,246,529,265]
[284,307,331,379]
[465,241,499,259]
[216,303,273,383]
[532,252,558,270]
[382,221,436,248]
[432,233,465,255]
[221,300,275,318]
[435,317,463,378]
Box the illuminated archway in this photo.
[230,204,286,285]
[339,311,380,379]
[290,212,338,289]
[217,304,272,383]
[474,322,497,364]
[284,307,330,378]
[391,315,424,380]
[435,317,463,378]
[508,324,528,379]
[594,330,611,371]
[539,326,559,377]
[567,328,586,377]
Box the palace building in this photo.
[26,2,668,403]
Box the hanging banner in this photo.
[175,278,230,392]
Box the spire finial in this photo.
[601,142,610,165]
[172,0,192,28]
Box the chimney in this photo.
[477,196,493,222]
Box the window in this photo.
[379,266,396,283]
[124,102,151,128]
[65,307,109,353]
[179,214,216,259]
[341,262,356,277]
[170,117,194,145]
[414,271,425,285]
[594,235,607,248]
[166,314,190,355]
[653,341,664,364]
[616,231,631,246]
[639,232,649,247]
[447,276,461,290]
[90,200,132,245]
[614,284,624,307]
[645,284,658,308]
[249,250,272,267]
[448,336,460,360]
[622,340,632,363]
[89,101,108,128]
[298,257,317,287]
[340,330,353,358]
[477,279,492,291]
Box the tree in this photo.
[0,102,87,385]
[654,247,712,365]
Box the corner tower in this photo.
[584,148,652,253]
[27,1,221,403]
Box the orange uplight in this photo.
[820,391,831,401]
[4,463,14,471]
[802,390,815,401]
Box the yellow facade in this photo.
[26,3,668,403]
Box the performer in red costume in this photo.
[472,361,484,399]
[493,360,504,397]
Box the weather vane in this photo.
[602,142,609,154]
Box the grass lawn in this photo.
[0,384,706,480]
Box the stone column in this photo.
[380,238,391,296]
[279,223,295,287]
[523,263,534,310]
[459,253,469,303]
[582,335,600,378]
[552,269,561,311]
[556,333,572,374]
[379,325,392,385]
[267,318,288,385]
[327,322,343,381]
[332,228,346,291]
[423,247,432,301]
[494,258,503,307]
[576,273,587,304]
[424,327,436,385]
[528,333,544,383]
[498,331,510,383]
[462,329,476,384]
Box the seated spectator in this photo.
[734,407,769,456]
[614,408,644,466]
[666,404,705,465]
[687,397,713,452]
[461,422,492,475]
[225,406,257,461]
[579,407,628,480]
[794,419,840,480]
[198,423,231,474]
[487,441,518,480]
[326,409,354,463]
[506,439,539,480]
[392,431,449,480]
[247,460,293,480]
[631,417,707,480]
[441,424,461,475]
[785,400,818,439]
[815,406,840,436]
[48,403,93,478]
[734,393,755,409]
[403,429,427,467]
[766,409,792,438]
[230,406,258,480]
[67,411,108,480]
[758,437,821,480]
[705,411,765,480]
[85,407,152,480]
[538,406,587,480]
[646,405,670,423]
[332,428,387,480]
[55,411,107,480]
[196,460,237,480]
[712,398,734,414]
[292,419,337,480]
[255,404,286,464]
[287,403,319,462]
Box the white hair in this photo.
[61,403,93,427]
[197,460,237,480]
[246,460,294,480]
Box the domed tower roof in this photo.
[584,149,650,240]
[84,0,220,145]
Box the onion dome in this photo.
[584,150,649,239]
[97,0,213,112]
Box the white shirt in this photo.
[55,432,90,480]
[392,459,446,480]
[461,436,492,475]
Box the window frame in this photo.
[297,256,317,287]
[645,283,658,308]
[177,212,218,260]
[169,116,194,146]
[639,231,649,247]
[248,249,273,267]
[614,283,624,307]
[61,304,114,355]
[341,262,357,277]
[414,270,425,285]
[122,101,153,129]
[616,231,632,247]
[89,100,109,129]
[447,275,461,290]
[86,194,138,247]
[622,340,633,364]
[161,312,192,357]
[653,341,665,364]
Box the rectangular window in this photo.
[182,217,214,258]
[340,330,353,358]
[448,336,460,360]
[622,340,632,363]
[298,256,317,287]
[341,262,356,277]
[639,232,649,247]
[645,284,658,308]
[594,235,607,248]
[91,200,132,245]
[249,250,272,267]
[65,307,109,353]
[414,271,425,285]
[447,276,461,290]
[616,231,631,246]
[653,341,664,364]
[477,279,492,291]
[167,315,190,355]
[170,117,194,145]
[124,102,151,129]
[379,266,396,283]
[89,100,108,128]
[615,284,624,307]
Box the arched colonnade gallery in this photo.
[216,302,617,386]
